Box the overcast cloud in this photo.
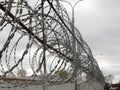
[66,0,120,83]
[0,0,120,83]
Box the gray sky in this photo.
[65,0,120,83]
[0,0,120,83]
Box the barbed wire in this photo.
[0,0,105,88]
